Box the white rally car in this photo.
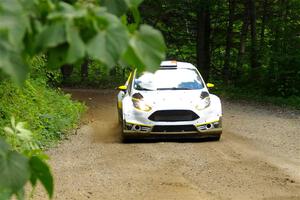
[117,61,222,141]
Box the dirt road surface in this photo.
[34,89,300,200]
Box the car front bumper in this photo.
[122,118,222,138]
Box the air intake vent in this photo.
[152,125,197,132]
[149,110,199,122]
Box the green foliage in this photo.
[86,12,129,67]
[0,0,30,84]
[0,139,30,196]
[0,138,53,199]
[100,0,128,16]
[0,56,84,146]
[0,56,85,199]
[0,0,166,84]
[0,78,86,147]
[3,117,39,151]
[141,0,300,98]
[62,60,131,87]
[100,0,143,16]
[123,25,166,71]
[29,156,53,198]
[29,55,62,87]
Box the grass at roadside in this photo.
[0,78,86,149]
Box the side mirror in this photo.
[118,85,127,91]
[206,83,215,88]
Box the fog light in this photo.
[133,125,141,131]
[213,121,220,128]
[197,125,207,130]
[126,123,133,130]
[125,122,152,132]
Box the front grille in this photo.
[149,110,199,122]
[152,125,197,132]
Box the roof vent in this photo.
[160,61,177,68]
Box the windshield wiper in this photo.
[136,87,154,91]
[157,87,193,90]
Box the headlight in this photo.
[132,98,152,112]
[195,97,211,110]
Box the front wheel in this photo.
[211,133,221,141]
[120,119,131,143]
[117,107,123,124]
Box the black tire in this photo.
[121,135,130,143]
[121,131,134,143]
[117,108,122,124]
[120,119,131,143]
[211,134,221,141]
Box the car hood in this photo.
[136,90,208,110]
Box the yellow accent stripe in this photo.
[195,120,220,127]
[126,122,153,127]
[133,107,151,112]
[125,72,132,85]
[132,97,140,101]
[118,101,122,109]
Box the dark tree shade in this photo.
[141,0,300,97]
[196,0,211,81]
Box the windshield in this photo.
[134,68,204,91]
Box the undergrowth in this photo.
[0,56,86,149]
[61,60,131,88]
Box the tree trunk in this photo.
[249,0,258,70]
[196,0,211,81]
[259,0,268,49]
[60,64,73,83]
[237,0,249,69]
[81,59,89,82]
[223,0,236,83]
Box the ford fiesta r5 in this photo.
[117,61,222,141]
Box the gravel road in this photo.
[33,89,300,200]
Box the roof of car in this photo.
[160,61,196,69]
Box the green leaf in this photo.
[35,22,67,52]
[100,0,128,16]
[123,25,166,71]
[16,188,25,200]
[0,139,30,193]
[125,0,143,8]
[122,45,144,68]
[29,171,37,187]
[29,156,53,198]
[0,0,30,47]
[65,23,85,64]
[3,127,14,136]
[47,44,69,68]
[0,38,28,84]
[48,2,87,20]
[0,188,11,200]
[99,0,142,17]
[0,139,10,152]
[87,13,129,67]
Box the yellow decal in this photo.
[206,83,215,88]
[118,85,127,90]
[196,119,219,127]
[118,101,122,109]
[126,122,153,127]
